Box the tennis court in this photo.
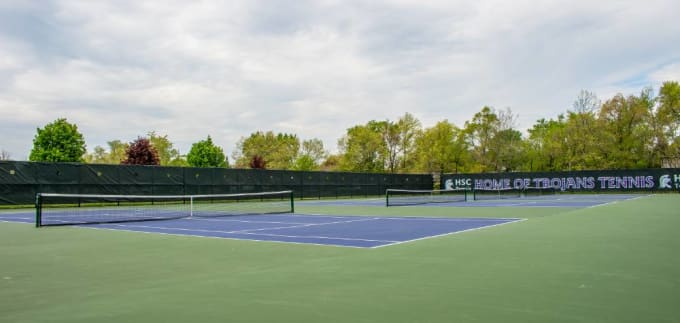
[1,192,679,323]
[0,191,645,248]
[0,191,642,248]
[1,211,521,248]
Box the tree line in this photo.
[13,81,680,174]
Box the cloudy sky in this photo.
[1,0,679,160]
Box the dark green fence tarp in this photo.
[0,161,433,205]
[0,162,37,205]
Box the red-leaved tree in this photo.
[121,137,160,165]
[249,155,267,169]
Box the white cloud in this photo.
[650,64,680,85]
[1,0,679,159]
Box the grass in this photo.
[1,194,679,322]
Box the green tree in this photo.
[233,131,300,169]
[525,116,567,171]
[293,138,327,171]
[561,91,604,170]
[564,112,604,170]
[658,81,680,119]
[382,121,401,173]
[337,116,422,173]
[84,140,129,164]
[320,154,341,171]
[338,123,386,172]
[413,120,468,175]
[463,107,500,172]
[493,128,525,172]
[293,155,316,171]
[83,146,107,163]
[29,118,86,162]
[656,81,680,164]
[488,108,524,172]
[598,90,654,169]
[187,136,227,167]
[121,137,160,165]
[108,140,128,164]
[148,131,184,166]
[396,113,422,172]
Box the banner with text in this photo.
[441,169,680,192]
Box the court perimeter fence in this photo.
[441,169,680,193]
[0,161,433,205]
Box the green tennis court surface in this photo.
[2,194,679,322]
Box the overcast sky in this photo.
[1,0,679,161]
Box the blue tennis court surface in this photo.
[0,212,521,248]
[0,194,644,248]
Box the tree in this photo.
[658,81,680,119]
[337,116,423,173]
[525,116,567,171]
[121,137,160,165]
[249,155,267,169]
[148,131,183,166]
[293,155,316,171]
[320,154,341,171]
[413,120,468,175]
[187,136,227,167]
[560,91,604,170]
[234,131,300,169]
[656,81,680,163]
[573,90,600,114]
[396,113,422,172]
[293,138,327,171]
[84,140,129,164]
[29,118,86,162]
[338,123,386,172]
[463,107,500,172]
[493,128,525,172]
[0,149,10,161]
[598,90,654,169]
[489,108,524,172]
[382,121,401,173]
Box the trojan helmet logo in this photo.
[444,179,453,190]
[659,175,672,189]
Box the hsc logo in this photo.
[444,178,472,190]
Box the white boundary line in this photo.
[234,231,396,243]
[586,194,653,209]
[103,223,393,243]
[8,210,534,248]
[370,218,527,249]
[95,217,377,236]
[79,226,376,249]
[60,215,525,249]
[229,217,380,233]
[1,219,32,223]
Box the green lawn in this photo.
[1,195,679,322]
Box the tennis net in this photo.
[522,186,558,197]
[472,188,522,200]
[472,187,558,200]
[386,188,469,207]
[35,191,294,227]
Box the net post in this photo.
[289,190,295,213]
[35,193,42,228]
[385,189,390,207]
[190,196,194,218]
